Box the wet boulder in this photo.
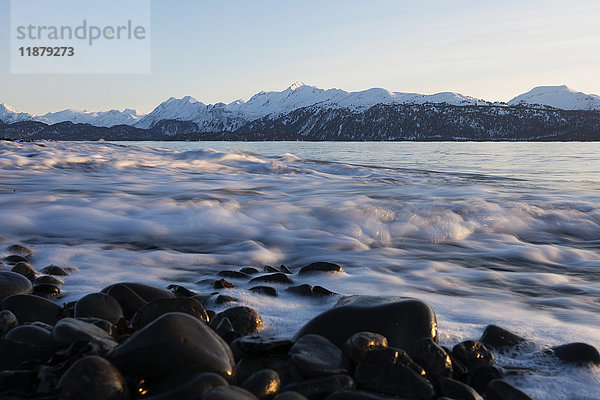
[295,296,437,350]
[439,377,483,400]
[343,332,388,364]
[452,340,495,369]
[298,262,344,275]
[101,282,174,302]
[409,337,453,380]
[0,271,33,301]
[2,294,62,325]
[485,379,533,400]
[52,318,118,350]
[210,306,263,336]
[0,310,18,335]
[74,293,124,324]
[109,312,236,382]
[480,325,526,349]
[552,342,600,366]
[242,369,281,399]
[290,334,344,378]
[57,356,129,400]
[11,262,37,277]
[105,283,148,319]
[133,297,208,329]
[250,273,293,285]
[40,265,69,276]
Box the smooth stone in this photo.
[290,334,344,378]
[214,278,235,289]
[295,296,437,350]
[343,332,388,364]
[0,338,55,370]
[287,285,337,297]
[33,284,62,299]
[216,295,239,304]
[250,273,293,285]
[75,293,124,324]
[106,283,148,319]
[214,317,241,343]
[11,262,37,277]
[279,265,293,274]
[354,347,433,400]
[242,369,281,400]
[240,267,261,275]
[40,265,69,276]
[52,318,118,350]
[439,377,483,400]
[236,336,295,356]
[409,337,453,380]
[167,284,197,297]
[220,270,252,279]
[34,275,64,287]
[264,265,280,273]
[6,325,59,349]
[452,340,495,369]
[250,286,278,297]
[144,372,228,400]
[0,271,33,301]
[4,255,29,265]
[210,306,263,336]
[0,310,18,335]
[101,282,174,302]
[203,386,259,400]
[57,356,129,400]
[77,317,114,334]
[485,379,534,400]
[274,392,308,400]
[298,262,344,275]
[469,366,502,394]
[133,297,208,329]
[2,294,62,324]
[480,325,526,349]
[109,312,236,381]
[283,374,355,400]
[7,245,33,256]
[552,342,600,365]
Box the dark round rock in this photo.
[75,293,124,324]
[143,372,228,400]
[213,317,242,343]
[0,271,34,301]
[133,297,209,329]
[485,379,533,400]
[2,294,62,324]
[469,365,502,394]
[105,283,148,319]
[242,369,281,399]
[109,312,236,382]
[241,267,261,275]
[298,262,344,275]
[216,295,238,304]
[101,282,174,302]
[343,331,388,364]
[439,377,483,400]
[354,347,433,399]
[235,336,295,356]
[287,285,337,297]
[167,284,197,297]
[219,270,252,279]
[77,317,114,334]
[33,275,64,287]
[295,296,437,350]
[4,255,29,265]
[409,337,453,380]
[274,392,308,400]
[480,325,526,349]
[52,318,118,350]
[0,310,18,335]
[552,342,600,365]
[250,286,278,297]
[283,374,355,400]
[33,284,62,299]
[6,325,59,349]
[203,386,259,400]
[264,265,280,273]
[210,306,263,336]
[291,334,344,378]
[250,273,293,285]
[7,245,33,256]
[11,262,37,277]
[452,340,495,369]
[214,278,235,289]
[40,265,69,276]
[279,265,293,274]
[57,356,129,400]
[312,286,338,297]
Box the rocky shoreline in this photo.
[1,245,599,399]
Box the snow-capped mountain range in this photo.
[2,83,599,131]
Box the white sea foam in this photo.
[1,140,599,398]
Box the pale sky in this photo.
[1,0,599,115]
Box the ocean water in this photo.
[1,140,599,398]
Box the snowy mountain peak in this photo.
[508,85,600,110]
[288,81,307,91]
